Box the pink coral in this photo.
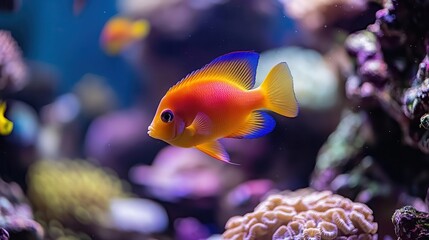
[280,0,370,32]
[223,188,378,240]
[0,31,27,91]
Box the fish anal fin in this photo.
[188,112,211,136]
[167,52,259,93]
[195,141,238,165]
[227,111,275,139]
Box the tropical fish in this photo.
[147,52,298,164]
[100,16,150,55]
[0,102,13,135]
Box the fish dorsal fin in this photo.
[168,51,259,93]
[195,140,239,165]
[226,111,276,139]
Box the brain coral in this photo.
[223,188,378,240]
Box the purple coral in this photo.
[0,179,43,240]
[392,206,429,240]
[312,1,429,238]
[0,31,27,92]
[0,228,8,240]
[342,0,429,151]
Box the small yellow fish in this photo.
[148,52,298,164]
[0,102,13,135]
[100,17,150,55]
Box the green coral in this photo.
[27,160,130,230]
[316,111,366,170]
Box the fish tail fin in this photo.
[0,102,13,135]
[259,62,298,117]
[131,19,150,39]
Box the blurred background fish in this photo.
[0,102,13,135]
[100,16,150,56]
[73,0,86,15]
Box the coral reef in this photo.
[0,179,43,240]
[281,0,370,32]
[40,220,91,240]
[222,188,377,240]
[392,206,429,240]
[311,0,429,237]
[0,31,27,92]
[26,159,166,240]
[27,160,129,225]
[130,146,244,201]
[0,228,8,240]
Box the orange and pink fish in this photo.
[147,52,298,164]
[100,16,150,55]
[0,102,13,135]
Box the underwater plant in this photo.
[0,179,43,240]
[310,0,429,236]
[222,188,378,240]
[392,206,429,240]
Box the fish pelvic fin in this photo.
[259,62,298,117]
[195,141,239,165]
[226,111,275,139]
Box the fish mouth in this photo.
[147,125,157,138]
[147,125,177,141]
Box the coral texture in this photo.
[392,206,429,240]
[27,160,129,225]
[0,30,27,92]
[281,0,368,31]
[223,188,377,240]
[311,0,429,236]
[0,179,43,240]
[0,228,8,240]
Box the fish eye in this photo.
[161,109,174,123]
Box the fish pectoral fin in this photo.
[195,141,238,165]
[187,112,211,136]
[226,111,276,139]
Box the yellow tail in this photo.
[259,62,298,117]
